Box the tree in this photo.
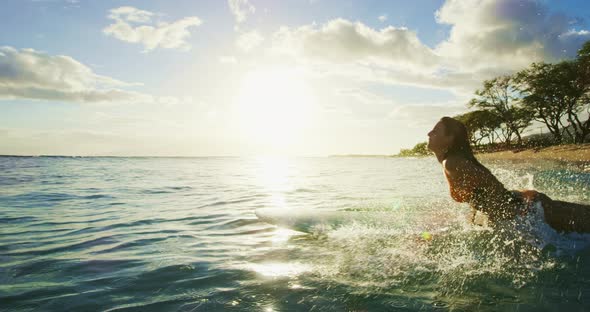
[516,59,588,144]
[516,63,567,143]
[397,142,429,157]
[469,76,532,146]
[410,142,429,155]
[455,110,503,146]
[566,41,590,143]
[558,60,589,143]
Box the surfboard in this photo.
[255,208,389,233]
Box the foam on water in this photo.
[296,203,545,290]
[265,192,590,309]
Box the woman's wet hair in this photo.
[439,116,488,170]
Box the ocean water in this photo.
[1,156,590,311]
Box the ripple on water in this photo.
[1,156,590,311]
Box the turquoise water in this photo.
[1,156,590,311]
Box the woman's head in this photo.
[428,116,474,160]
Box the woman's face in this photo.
[427,121,452,152]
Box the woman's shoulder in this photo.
[443,155,484,178]
[443,155,471,172]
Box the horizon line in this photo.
[0,153,399,158]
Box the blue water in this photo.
[1,156,590,311]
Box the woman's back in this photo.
[443,153,518,222]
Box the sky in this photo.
[1,0,589,156]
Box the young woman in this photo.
[427,116,590,233]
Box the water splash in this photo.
[285,199,590,303]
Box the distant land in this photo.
[330,142,590,163]
[328,154,395,158]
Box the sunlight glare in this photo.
[234,67,316,151]
[254,156,292,209]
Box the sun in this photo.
[234,67,316,151]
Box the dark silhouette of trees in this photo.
[468,76,532,146]
[455,110,502,145]
[515,62,570,143]
[398,142,429,156]
[465,40,590,146]
[516,42,590,144]
[567,42,590,143]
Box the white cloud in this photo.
[228,0,255,24]
[0,46,151,103]
[330,87,469,125]
[378,14,387,22]
[388,102,467,128]
[269,0,590,95]
[272,19,439,70]
[236,30,264,52]
[103,6,202,52]
[218,55,238,64]
[108,6,153,23]
[435,0,590,71]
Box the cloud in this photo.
[236,30,264,52]
[328,88,399,120]
[378,14,388,22]
[108,6,152,23]
[388,102,467,128]
[0,46,151,103]
[228,0,255,24]
[272,18,439,70]
[435,0,590,71]
[218,55,238,64]
[103,6,202,52]
[331,87,468,124]
[270,0,590,95]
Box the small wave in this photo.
[291,188,318,193]
[5,235,119,257]
[140,189,171,194]
[29,216,114,228]
[184,214,229,225]
[91,237,173,255]
[167,186,192,191]
[0,228,71,238]
[11,259,141,279]
[83,194,113,200]
[196,198,255,209]
[92,215,226,233]
[5,192,79,203]
[0,282,79,306]
[0,176,35,186]
[0,216,37,223]
[137,186,192,194]
[207,227,277,236]
[208,218,259,230]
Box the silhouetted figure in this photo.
[428,116,590,233]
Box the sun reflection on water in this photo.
[254,156,293,210]
[270,227,300,244]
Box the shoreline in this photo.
[2,144,589,162]
[476,143,590,163]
